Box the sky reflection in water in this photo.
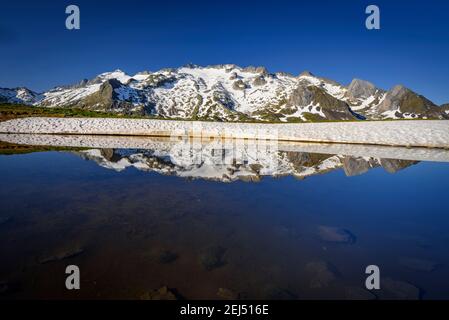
[0,138,449,300]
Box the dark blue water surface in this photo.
[1,150,449,300]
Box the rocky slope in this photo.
[1,64,447,121]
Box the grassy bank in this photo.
[0,103,360,124]
[0,140,86,155]
[0,104,128,122]
[0,103,440,124]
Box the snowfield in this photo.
[0,117,448,148]
[2,133,449,163]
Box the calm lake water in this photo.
[1,136,449,300]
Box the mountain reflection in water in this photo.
[75,145,418,182]
[1,135,449,300]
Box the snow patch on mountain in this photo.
[0,87,43,104]
[41,84,102,107]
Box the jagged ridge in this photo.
[1,64,448,121]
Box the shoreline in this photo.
[0,117,449,149]
[2,133,449,163]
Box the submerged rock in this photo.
[199,245,227,270]
[399,257,438,272]
[305,261,339,288]
[317,226,356,244]
[217,288,240,300]
[153,249,178,264]
[140,286,178,300]
[379,278,421,300]
[38,246,84,264]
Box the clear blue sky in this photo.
[1,0,448,104]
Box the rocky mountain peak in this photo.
[377,84,443,118]
[299,71,314,77]
[389,84,410,97]
[241,66,268,75]
[347,79,377,99]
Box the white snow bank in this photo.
[2,134,449,163]
[0,117,448,148]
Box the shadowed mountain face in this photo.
[73,145,419,182]
[347,79,379,101]
[1,65,448,121]
[377,85,444,119]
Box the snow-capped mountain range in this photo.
[1,64,448,122]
